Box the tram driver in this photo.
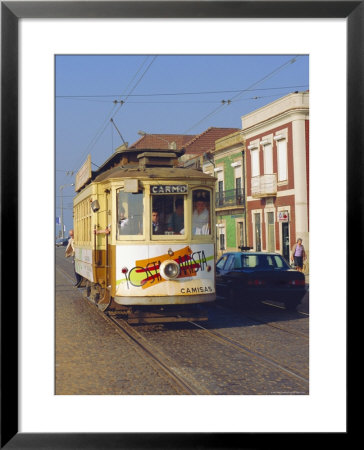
[192,191,210,235]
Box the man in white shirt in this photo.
[192,199,210,235]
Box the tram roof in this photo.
[76,147,215,192]
[93,164,215,183]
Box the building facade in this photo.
[242,91,309,265]
[204,132,246,258]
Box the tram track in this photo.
[188,319,309,385]
[57,264,209,394]
[56,256,308,394]
[103,313,211,395]
[215,303,309,340]
[87,299,308,393]
[243,313,309,340]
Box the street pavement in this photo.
[55,263,186,395]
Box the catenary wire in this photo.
[69,56,157,172]
[183,56,301,133]
[56,84,308,98]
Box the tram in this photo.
[73,147,216,323]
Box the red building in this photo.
[242,91,309,264]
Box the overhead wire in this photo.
[68,55,158,172]
[110,92,304,105]
[56,84,308,99]
[63,55,302,172]
[183,55,302,133]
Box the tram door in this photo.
[282,222,290,262]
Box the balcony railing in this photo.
[216,188,245,208]
[251,174,277,198]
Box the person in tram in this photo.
[192,192,210,235]
[167,198,185,234]
[151,209,165,235]
[118,207,131,235]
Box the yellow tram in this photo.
[73,147,216,323]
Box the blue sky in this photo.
[55,54,309,234]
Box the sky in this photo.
[55,54,309,235]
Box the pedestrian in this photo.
[291,238,306,272]
[65,229,82,287]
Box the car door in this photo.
[216,254,237,292]
[216,254,232,293]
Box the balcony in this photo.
[251,174,277,198]
[216,188,245,208]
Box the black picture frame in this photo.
[1,1,357,448]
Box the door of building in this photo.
[254,213,261,251]
[267,212,275,252]
[282,222,290,262]
[237,221,245,249]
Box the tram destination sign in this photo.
[75,154,92,192]
[151,185,188,194]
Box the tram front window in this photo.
[152,195,185,235]
[117,190,143,236]
[192,190,211,235]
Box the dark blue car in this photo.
[216,252,306,310]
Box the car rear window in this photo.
[238,254,259,268]
[266,255,289,268]
[273,255,289,268]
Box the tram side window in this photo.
[192,189,211,235]
[151,195,185,235]
[117,190,143,236]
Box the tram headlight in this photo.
[159,259,180,280]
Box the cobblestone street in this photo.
[56,266,186,395]
[56,248,309,396]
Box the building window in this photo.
[251,148,260,178]
[277,139,288,182]
[237,221,245,248]
[263,143,273,174]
